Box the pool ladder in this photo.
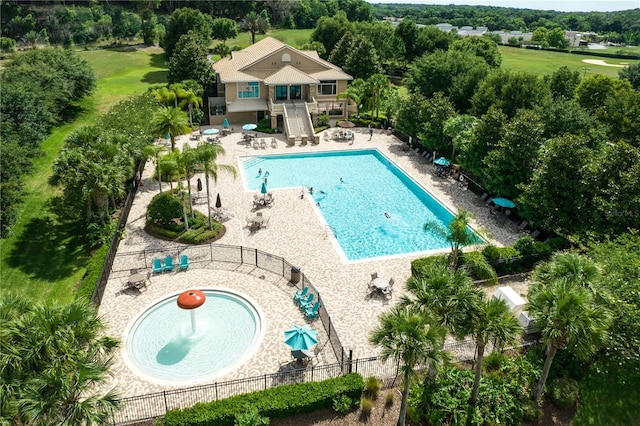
[324,225,337,238]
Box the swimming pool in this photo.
[241,149,474,261]
[123,289,265,386]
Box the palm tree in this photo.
[151,106,191,151]
[242,11,270,44]
[178,145,200,218]
[179,89,203,128]
[336,85,361,120]
[403,263,480,336]
[532,252,602,296]
[149,85,177,107]
[370,304,446,426]
[527,279,612,402]
[367,73,390,119]
[143,145,166,194]
[468,297,520,405]
[423,209,480,270]
[195,144,236,230]
[0,294,120,424]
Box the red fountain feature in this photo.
[177,290,206,333]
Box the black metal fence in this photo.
[91,161,144,306]
[105,339,537,425]
[106,243,351,367]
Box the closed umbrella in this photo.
[261,181,268,200]
[197,178,203,192]
[284,325,318,351]
[223,118,229,128]
[215,193,222,209]
[242,123,258,131]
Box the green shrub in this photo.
[514,236,536,256]
[549,377,579,410]
[148,192,183,225]
[163,373,364,425]
[384,391,394,408]
[411,255,448,278]
[332,394,355,414]
[234,405,269,426]
[521,399,543,424]
[482,244,501,261]
[317,112,330,127]
[0,37,17,53]
[545,236,571,251]
[364,376,381,399]
[75,244,109,302]
[256,117,274,134]
[460,251,497,283]
[483,352,506,373]
[360,397,373,418]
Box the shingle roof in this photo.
[263,65,320,85]
[213,36,352,84]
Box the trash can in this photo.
[291,267,301,283]
[387,127,393,136]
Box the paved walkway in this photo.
[97,127,524,398]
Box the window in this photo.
[238,82,259,99]
[282,53,291,62]
[317,80,337,96]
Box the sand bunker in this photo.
[582,59,626,68]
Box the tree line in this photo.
[0,49,96,237]
[2,1,639,49]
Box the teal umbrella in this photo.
[492,198,516,209]
[434,157,450,166]
[223,118,229,128]
[284,325,318,351]
[242,123,258,131]
[203,128,219,135]
[261,181,268,197]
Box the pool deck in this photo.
[98,128,525,398]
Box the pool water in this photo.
[242,149,477,261]
[124,289,264,385]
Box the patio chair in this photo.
[478,193,489,204]
[371,272,378,280]
[294,287,309,305]
[304,302,321,320]
[518,220,529,231]
[152,258,164,274]
[530,230,542,240]
[260,139,267,149]
[179,255,189,271]
[271,138,278,148]
[299,293,314,310]
[164,256,175,272]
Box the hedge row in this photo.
[161,373,365,426]
[411,235,571,280]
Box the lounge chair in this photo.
[304,302,321,320]
[300,293,314,310]
[179,255,189,271]
[164,256,175,272]
[478,193,489,204]
[518,220,529,231]
[152,258,164,274]
[260,139,267,149]
[530,230,542,240]
[294,287,309,305]
[271,138,278,148]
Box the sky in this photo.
[365,1,640,12]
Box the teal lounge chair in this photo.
[164,256,175,272]
[305,302,321,319]
[179,255,189,270]
[152,258,164,274]
[300,293,314,310]
[294,287,309,305]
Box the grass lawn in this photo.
[0,46,167,304]
[223,29,313,50]
[499,46,639,78]
[573,360,640,425]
